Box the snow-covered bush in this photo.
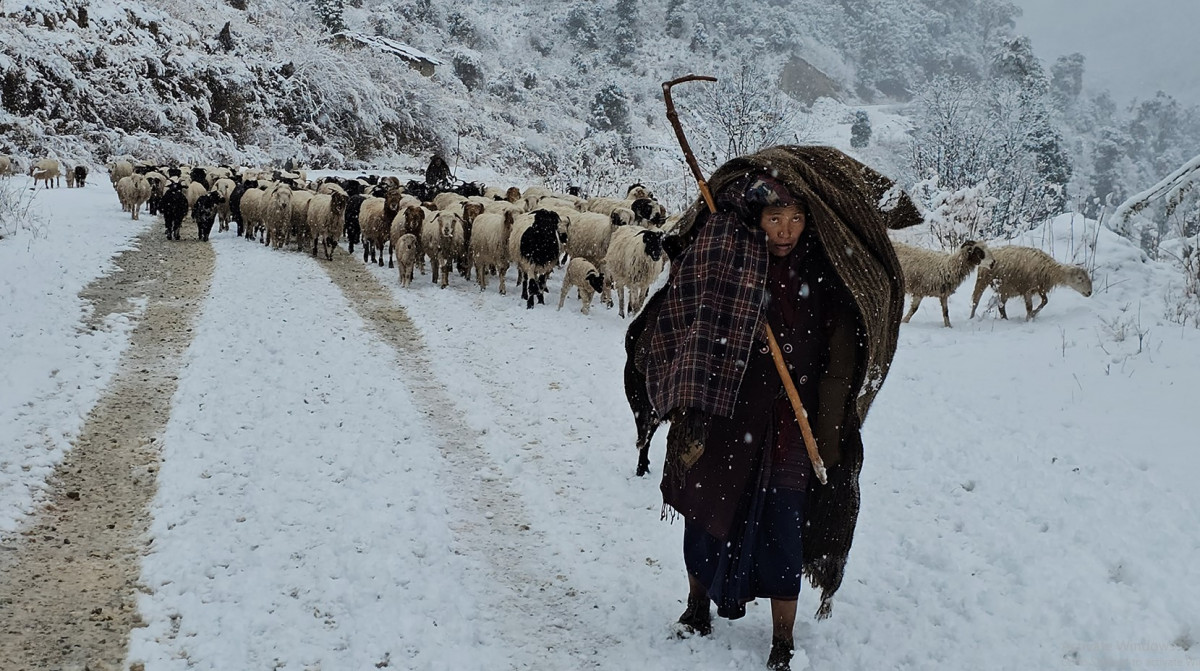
[0,178,43,240]
[910,174,999,250]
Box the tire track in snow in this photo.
[320,250,617,668]
[0,224,213,670]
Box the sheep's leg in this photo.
[939,295,952,328]
[440,260,451,288]
[1023,293,1036,320]
[902,295,922,323]
[387,240,394,269]
[525,279,535,309]
[498,264,507,296]
[581,290,592,315]
[998,299,1009,320]
[476,262,488,292]
[558,283,569,310]
[1031,292,1049,318]
[619,286,628,319]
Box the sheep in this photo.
[393,234,419,287]
[894,240,995,328]
[262,183,294,249]
[117,173,151,220]
[306,191,349,260]
[557,258,608,314]
[64,161,77,188]
[520,186,557,211]
[239,184,268,242]
[30,159,61,188]
[193,192,223,241]
[145,172,168,216]
[160,182,189,240]
[391,204,429,272]
[508,209,563,309]
[604,226,666,318]
[185,181,207,217]
[73,164,88,188]
[212,178,237,231]
[288,189,315,250]
[626,183,654,200]
[359,190,407,267]
[343,193,369,254]
[0,156,12,177]
[469,210,516,294]
[456,201,487,279]
[108,160,134,187]
[432,191,467,212]
[969,245,1093,320]
[420,209,466,288]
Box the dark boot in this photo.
[676,592,712,637]
[767,637,794,671]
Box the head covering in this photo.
[744,173,798,210]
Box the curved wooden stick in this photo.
[662,74,828,485]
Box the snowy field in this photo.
[2,176,1199,670]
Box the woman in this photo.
[637,146,919,670]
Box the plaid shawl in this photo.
[637,145,921,618]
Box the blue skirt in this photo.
[683,484,806,619]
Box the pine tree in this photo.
[313,0,345,34]
[609,0,640,67]
[850,111,871,148]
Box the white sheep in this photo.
[393,234,419,288]
[432,191,467,212]
[262,183,293,249]
[894,240,995,328]
[306,191,349,260]
[557,258,609,315]
[288,189,316,250]
[212,178,237,231]
[239,185,268,241]
[970,245,1093,320]
[0,156,13,177]
[420,210,465,288]
[116,173,151,220]
[30,158,61,188]
[108,160,134,187]
[603,226,666,318]
[468,210,516,294]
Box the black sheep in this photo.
[518,209,562,309]
[230,179,253,237]
[343,193,368,254]
[193,192,222,241]
[73,165,88,187]
[160,182,189,241]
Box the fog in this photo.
[1012,0,1200,106]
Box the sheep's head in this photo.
[532,209,561,235]
[439,211,463,239]
[611,208,634,227]
[640,229,666,262]
[585,270,606,295]
[627,183,653,200]
[403,205,424,232]
[330,191,349,217]
[1065,266,1093,297]
[505,186,522,203]
[462,202,486,225]
[961,240,995,270]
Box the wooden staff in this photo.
[662,74,828,485]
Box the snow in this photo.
[2,184,1200,669]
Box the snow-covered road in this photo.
[2,181,1198,670]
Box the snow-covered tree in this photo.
[850,110,871,148]
[312,0,345,34]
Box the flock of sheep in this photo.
[99,159,670,314]
[893,239,1094,327]
[1,152,1093,325]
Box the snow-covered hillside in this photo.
[1,172,1197,669]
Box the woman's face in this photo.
[760,204,805,257]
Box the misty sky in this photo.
[1012,0,1200,107]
